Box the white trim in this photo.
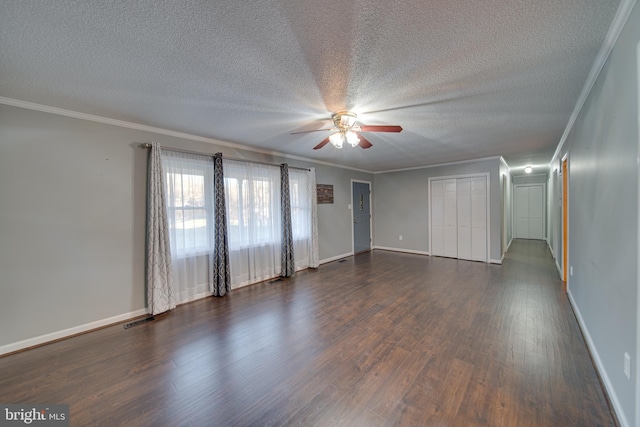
[561,153,570,290]
[373,246,429,256]
[555,259,563,278]
[550,0,637,167]
[0,96,371,174]
[319,252,352,265]
[568,291,631,427]
[351,180,372,255]
[489,258,503,265]
[507,237,513,251]
[636,39,640,427]
[500,156,511,171]
[0,97,529,178]
[428,173,491,263]
[0,308,148,356]
[375,156,502,175]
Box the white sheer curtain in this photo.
[161,150,215,303]
[146,142,175,315]
[223,159,282,288]
[289,167,318,269]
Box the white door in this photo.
[471,176,487,261]
[443,179,457,258]
[431,180,444,256]
[514,184,544,240]
[528,186,544,239]
[457,178,472,260]
[430,175,488,262]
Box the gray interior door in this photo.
[352,181,371,254]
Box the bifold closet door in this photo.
[456,178,472,260]
[431,180,444,256]
[470,176,487,261]
[442,179,458,258]
[515,185,544,240]
[431,175,488,262]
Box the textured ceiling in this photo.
[0,0,621,173]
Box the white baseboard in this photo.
[319,252,353,265]
[507,238,513,251]
[0,308,149,356]
[373,246,429,256]
[555,259,563,278]
[567,291,630,427]
[489,258,503,264]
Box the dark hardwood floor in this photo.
[0,240,615,426]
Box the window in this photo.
[223,160,281,249]
[289,169,311,242]
[162,150,215,258]
[289,168,314,269]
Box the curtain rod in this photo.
[138,143,311,171]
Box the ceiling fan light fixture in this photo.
[333,111,357,130]
[329,132,344,149]
[346,131,360,147]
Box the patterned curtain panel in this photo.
[212,153,231,296]
[146,142,175,315]
[308,168,320,268]
[280,164,295,277]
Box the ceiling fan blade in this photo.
[313,137,331,150]
[357,134,373,149]
[358,125,403,133]
[291,128,332,135]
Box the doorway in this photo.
[352,181,371,254]
[514,184,545,240]
[562,156,569,286]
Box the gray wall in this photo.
[0,104,372,347]
[373,157,503,262]
[513,173,547,185]
[548,4,639,426]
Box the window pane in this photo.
[162,151,214,257]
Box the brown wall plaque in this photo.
[317,184,334,204]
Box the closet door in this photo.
[431,180,444,256]
[430,175,488,262]
[515,186,530,238]
[515,185,544,240]
[443,179,457,258]
[470,176,487,261]
[456,178,472,260]
[528,185,544,239]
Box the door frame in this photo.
[513,183,546,240]
[351,180,372,255]
[428,172,490,262]
[561,154,569,289]
[502,175,508,256]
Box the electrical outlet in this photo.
[399,235,403,241]
[624,353,631,380]
[348,204,351,210]
[570,266,573,276]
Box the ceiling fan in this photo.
[292,111,402,150]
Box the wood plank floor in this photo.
[0,240,615,426]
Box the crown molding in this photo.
[0,96,373,174]
[373,156,503,174]
[550,0,637,165]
